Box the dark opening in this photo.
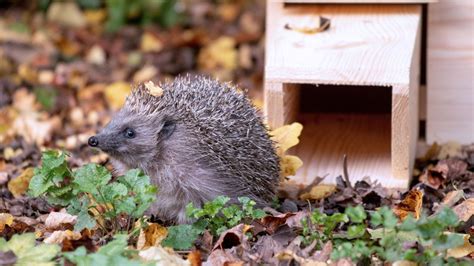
[299,84,392,114]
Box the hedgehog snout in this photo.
[88,136,99,147]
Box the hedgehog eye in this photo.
[124,128,135,139]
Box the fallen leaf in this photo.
[393,261,418,266]
[133,65,158,83]
[0,213,14,233]
[446,233,474,258]
[104,82,131,110]
[434,190,464,214]
[258,213,296,235]
[136,223,168,250]
[452,198,474,222]
[198,37,237,72]
[205,249,243,266]
[280,155,303,177]
[139,246,190,265]
[84,9,107,25]
[144,81,163,97]
[285,16,330,34]
[8,167,34,198]
[300,184,336,201]
[213,224,252,250]
[141,32,164,53]
[86,45,106,65]
[270,122,303,155]
[187,250,201,266]
[270,123,304,178]
[393,189,423,220]
[45,212,77,229]
[437,141,463,159]
[43,230,81,244]
[47,2,86,28]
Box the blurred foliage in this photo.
[38,0,182,31]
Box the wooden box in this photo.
[264,2,423,187]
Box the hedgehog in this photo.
[88,75,280,223]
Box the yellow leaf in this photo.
[8,167,34,198]
[104,82,131,110]
[141,32,163,53]
[133,65,158,83]
[144,81,163,97]
[270,122,303,155]
[300,184,336,201]
[280,155,303,177]
[0,213,14,233]
[84,9,106,25]
[446,233,474,259]
[136,223,168,250]
[198,37,237,71]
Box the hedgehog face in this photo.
[88,109,176,168]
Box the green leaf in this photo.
[162,224,203,250]
[75,207,97,232]
[432,233,464,251]
[0,233,60,265]
[98,234,128,256]
[435,208,459,227]
[34,87,57,111]
[347,224,366,239]
[345,206,367,224]
[73,163,112,193]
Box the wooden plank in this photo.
[391,15,421,182]
[281,0,436,3]
[427,0,474,144]
[291,114,396,186]
[265,4,422,87]
[264,82,300,128]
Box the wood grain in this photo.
[266,4,422,86]
[427,0,474,143]
[265,3,422,187]
[290,114,399,186]
[280,0,436,3]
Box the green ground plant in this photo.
[28,150,157,233]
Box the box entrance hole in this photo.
[288,84,393,185]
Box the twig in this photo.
[343,154,353,190]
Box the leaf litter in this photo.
[0,1,473,265]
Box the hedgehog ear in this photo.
[159,120,176,140]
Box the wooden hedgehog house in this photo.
[264,0,437,188]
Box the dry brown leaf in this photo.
[187,250,201,266]
[213,224,252,250]
[45,212,77,229]
[133,65,158,83]
[139,246,190,265]
[452,198,474,222]
[0,213,14,233]
[446,233,474,259]
[270,123,303,155]
[136,223,168,250]
[393,189,423,220]
[300,184,336,201]
[141,32,164,53]
[47,2,86,28]
[104,82,131,110]
[144,81,163,97]
[43,230,81,244]
[8,167,34,198]
[285,16,330,34]
[86,45,106,65]
[437,141,463,159]
[275,249,327,266]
